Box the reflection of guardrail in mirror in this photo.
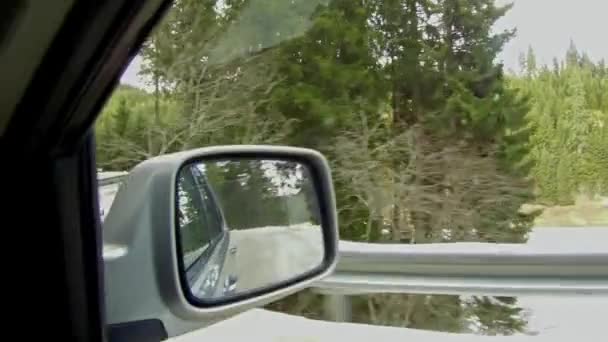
[313,241,608,322]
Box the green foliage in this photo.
[269,0,386,147]
[513,45,608,204]
[96,85,180,170]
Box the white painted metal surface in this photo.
[168,307,581,341]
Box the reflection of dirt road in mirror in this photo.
[228,223,323,293]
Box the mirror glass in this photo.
[176,158,324,303]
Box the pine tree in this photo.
[566,39,579,67]
[270,0,386,147]
[113,98,131,138]
[526,46,537,77]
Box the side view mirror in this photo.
[103,146,339,338]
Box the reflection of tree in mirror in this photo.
[463,296,528,335]
[203,159,320,229]
[265,289,326,320]
[266,292,529,336]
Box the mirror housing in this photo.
[103,146,339,337]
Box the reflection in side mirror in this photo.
[176,158,324,305]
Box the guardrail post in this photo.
[323,294,352,322]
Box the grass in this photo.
[532,196,608,227]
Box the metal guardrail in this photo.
[98,171,128,186]
[313,240,608,321]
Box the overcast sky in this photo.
[121,0,608,87]
[495,0,607,73]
